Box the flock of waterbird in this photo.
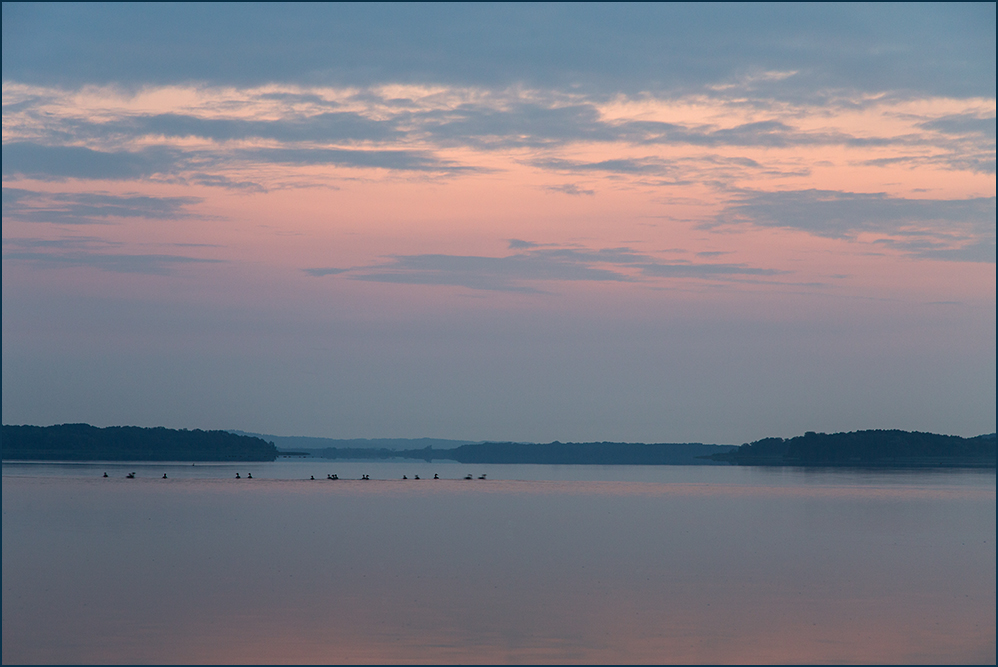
[106,471,190,479]
[104,471,487,481]
[310,473,488,481]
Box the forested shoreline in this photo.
[316,442,737,465]
[711,430,996,467]
[2,425,995,467]
[1,424,278,461]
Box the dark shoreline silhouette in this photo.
[308,431,996,468]
[315,442,738,466]
[709,430,996,468]
[2,425,994,468]
[1,424,278,462]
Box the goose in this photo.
[103,472,108,478]
[247,473,253,479]
[433,474,439,480]
[478,474,487,480]
[402,475,408,480]
[310,475,315,480]
[235,473,241,479]
[126,472,135,479]
[162,474,168,479]
[464,474,473,480]
[414,475,420,480]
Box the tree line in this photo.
[2,424,278,461]
[713,429,996,467]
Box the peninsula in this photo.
[710,430,996,468]
[1,424,278,462]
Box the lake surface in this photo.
[3,461,995,664]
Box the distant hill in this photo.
[316,441,738,465]
[228,431,479,452]
[2,424,278,461]
[444,441,737,465]
[713,430,996,467]
[316,433,996,467]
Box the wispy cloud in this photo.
[917,113,996,139]
[717,189,995,236]
[859,152,996,175]
[111,111,401,144]
[874,237,996,264]
[307,243,786,292]
[237,147,475,173]
[303,267,348,277]
[2,236,223,275]
[1,139,474,182]
[4,78,992,200]
[545,183,595,196]
[2,142,186,180]
[533,157,672,174]
[530,153,805,185]
[3,188,202,225]
[716,189,996,262]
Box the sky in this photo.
[2,3,995,443]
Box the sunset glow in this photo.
[3,4,994,442]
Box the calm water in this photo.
[3,461,995,664]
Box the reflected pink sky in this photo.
[3,471,995,664]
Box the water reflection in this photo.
[3,465,995,664]
[4,458,994,486]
